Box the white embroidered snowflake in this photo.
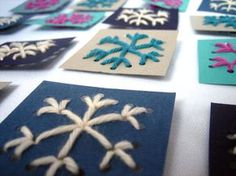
[0,40,55,61]
[210,0,236,12]
[0,15,22,26]
[117,9,169,26]
[2,94,149,176]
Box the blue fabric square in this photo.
[0,81,175,176]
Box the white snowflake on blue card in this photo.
[11,0,70,14]
[199,0,236,15]
[0,81,175,176]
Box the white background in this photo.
[1,0,236,176]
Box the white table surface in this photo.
[1,0,236,176]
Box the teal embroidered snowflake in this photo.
[77,0,117,8]
[204,15,236,29]
[83,33,164,70]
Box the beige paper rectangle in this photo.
[73,0,127,11]
[191,16,236,32]
[0,82,10,90]
[61,29,178,77]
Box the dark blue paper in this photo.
[198,0,236,15]
[0,38,74,67]
[210,103,236,176]
[0,81,175,176]
[103,7,178,30]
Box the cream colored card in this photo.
[191,15,236,32]
[0,82,10,90]
[61,29,178,76]
[73,0,127,11]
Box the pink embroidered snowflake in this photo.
[26,0,59,10]
[151,0,182,8]
[46,13,93,25]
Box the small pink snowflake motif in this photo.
[152,0,182,8]
[69,13,92,24]
[26,0,59,10]
[46,13,93,25]
[46,14,68,24]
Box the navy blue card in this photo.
[104,7,178,30]
[199,0,236,15]
[0,81,175,176]
[0,38,74,67]
[210,103,236,176]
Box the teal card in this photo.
[198,39,236,85]
[145,0,190,12]
[26,12,104,29]
[11,0,70,14]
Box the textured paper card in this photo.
[191,15,236,32]
[198,39,236,85]
[0,82,10,90]
[61,29,177,76]
[145,0,190,12]
[0,81,176,176]
[210,103,236,176]
[103,7,178,30]
[73,0,127,11]
[0,38,74,67]
[26,12,104,29]
[11,0,70,14]
[198,0,236,15]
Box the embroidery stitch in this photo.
[77,0,118,8]
[83,33,164,70]
[117,9,169,26]
[209,43,236,73]
[0,40,55,61]
[26,0,59,10]
[204,16,236,29]
[0,15,22,27]
[151,0,182,8]
[46,13,92,24]
[210,0,236,12]
[2,94,148,176]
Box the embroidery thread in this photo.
[209,43,236,73]
[204,16,236,29]
[210,0,236,12]
[77,0,118,8]
[151,0,182,8]
[2,94,148,176]
[0,15,22,27]
[83,33,164,70]
[0,40,55,61]
[117,9,169,26]
[46,13,92,24]
[26,0,59,10]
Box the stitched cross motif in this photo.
[209,0,236,12]
[25,0,59,10]
[83,33,164,70]
[77,0,118,8]
[2,94,149,176]
[151,0,182,8]
[204,16,236,29]
[117,9,169,26]
[209,43,236,73]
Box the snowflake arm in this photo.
[36,40,55,53]
[35,124,78,144]
[100,141,136,170]
[10,42,38,60]
[3,126,34,159]
[85,126,112,149]
[30,156,79,176]
[37,97,70,115]
[58,128,83,158]
[88,113,122,126]
[101,57,132,69]
[0,45,11,61]
[82,93,118,122]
